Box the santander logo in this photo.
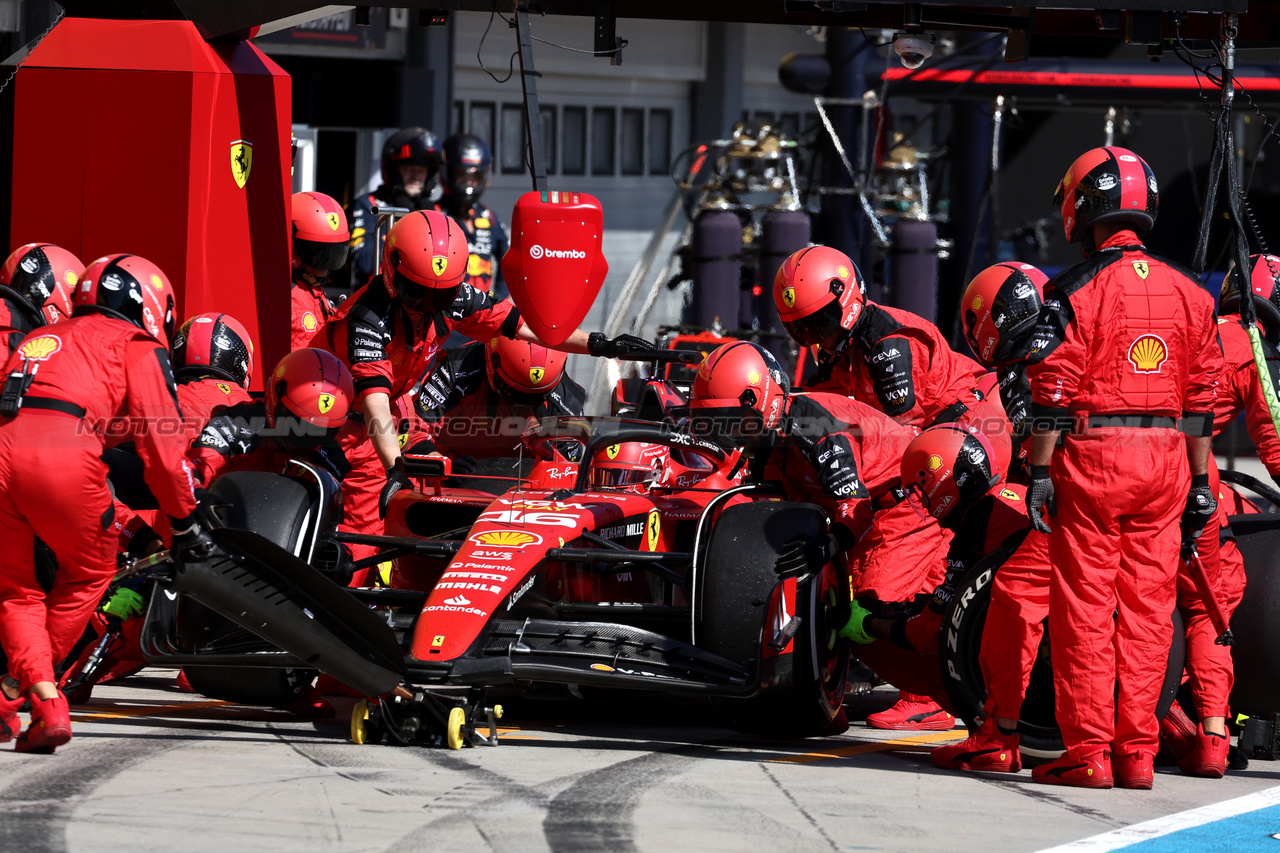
[529,244,585,260]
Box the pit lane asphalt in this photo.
[1,671,1277,853]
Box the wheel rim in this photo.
[350,698,369,745]
[808,566,850,714]
[446,706,466,750]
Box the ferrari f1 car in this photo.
[129,406,851,747]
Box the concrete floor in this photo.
[1,672,1277,853]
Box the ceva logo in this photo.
[529,244,585,260]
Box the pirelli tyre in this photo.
[700,502,849,737]
[939,549,1185,761]
[180,472,320,708]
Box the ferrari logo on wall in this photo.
[230,140,253,189]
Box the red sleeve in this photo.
[1183,289,1220,421]
[1028,285,1092,422]
[451,296,519,343]
[125,340,198,519]
[187,446,225,486]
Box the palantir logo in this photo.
[528,244,585,260]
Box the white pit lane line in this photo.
[1033,785,1280,852]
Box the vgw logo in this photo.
[528,245,586,260]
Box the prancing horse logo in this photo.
[230,140,253,189]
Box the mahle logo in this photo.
[529,244,585,260]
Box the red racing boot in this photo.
[0,692,22,744]
[15,693,72,754]
[867,691,955,731]
[1114,750,1155,789]
[1031,748,1113,788]
[932,716,1021,773]
[1158,703,1198,765]
[1179,725,1229,779]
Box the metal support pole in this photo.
[514,3,548,194]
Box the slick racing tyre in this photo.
[1225,515,1280,715]
[180,472,319,708]
[700,502,849,738]
[940,551,1185,761]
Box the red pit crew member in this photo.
[187,348,353,488]
[0,254,205,753]
[836,426,1036,753]
[774,245,1012,476]
[686,341,955,729]
[321,209,649,575]
[0,243,83,362]
[104,311,257,570]
[1157,254,1280,778]
[1025,146,1220,790]
[411,336,585,462]
[291,192,350,350]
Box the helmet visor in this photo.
[393,270,459,313]
[295,237,349,273]
[782,299,846,349]
[591,466,656,489]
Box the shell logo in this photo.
[149,274,165,291]
[65,271,78,287]
[19,335,61,362]
[470,530,543,548]
[1128,334,1167,374]
[746,368,761,386]
[970,295,983,311]
[301,312,318,332]
[591,663,614,672]
[926,454,943,472]
[782,287,796,308]
[836,265,850,281]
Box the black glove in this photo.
[169,488,218,562]
[587,332,656,358]
[1026,465,1056,535]
[774,533,833,578]
[379,458,413,520]
[1181,474,1217,558]
[451,455,479,476]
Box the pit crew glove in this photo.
[1181,474,1217,558]
[169,489,218,562]
[102,588,145,622]
[1026,465,1056,535]
[838,599,877,645]
[587,332,656,358]
[451,455,479,477]
[774,532,834,578]
[379,457,413,519]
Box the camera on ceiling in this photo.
[893,33,935,70]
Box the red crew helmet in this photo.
[900,424,1000,520]
[291,191,351,274]
[380,209,470,312]
[1221,253,1280,332]
[485,336,566,400]
[265,348,355,447]
[689,341,790,438]
[0,243,83,325]
[960,263,1048,369]
[774,245,867,350]
[1053,146,1158,245]
[73,254,176,348]
[590,441,671,492]
[172,312,256,388]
